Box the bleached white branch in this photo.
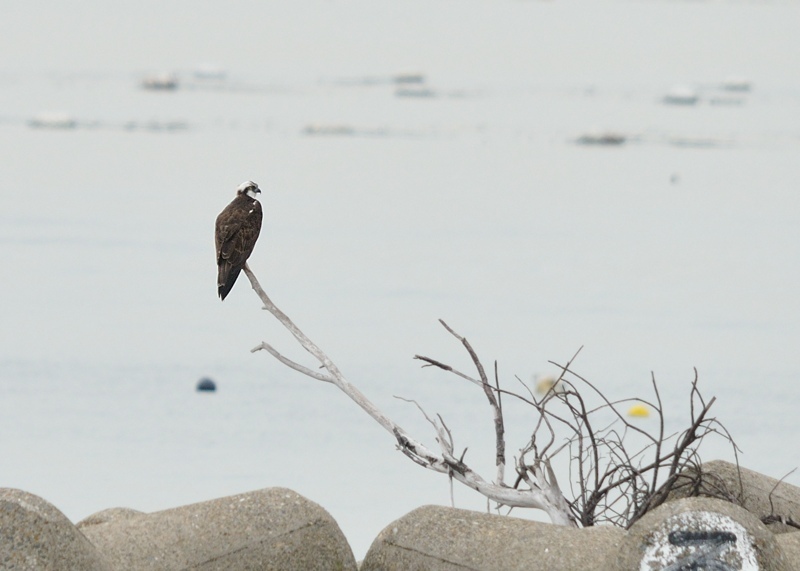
[414,355,483,388]
[250,341,334,383]
[243,263,577,526]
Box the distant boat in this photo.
[303,124,356,136]
[393,73,425,85]
[575,130,626,146]
[141,73,179,90]
[124,119,189,132]
[395,87,436,98]
[28,112,77,129]
[663,85,699,106]
[721,76,752,93]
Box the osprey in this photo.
[215,180,263,300]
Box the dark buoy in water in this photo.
[196,377,216,392]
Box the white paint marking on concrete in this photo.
[640,511,758,571]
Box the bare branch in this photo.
[242,262,736,530]
[413,355,482,387]
[251,342,334,383]
[762,467,800,529]
[434,320,506,488]
[243,263,577,526]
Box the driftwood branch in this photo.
[243,263,577,526]
[242,262,735,529]
[251,341,334,383]
[417,319,506,488]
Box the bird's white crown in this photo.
[236,180,261,198]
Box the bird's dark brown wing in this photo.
[215,196,263,300]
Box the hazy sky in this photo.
[3,1,798,83]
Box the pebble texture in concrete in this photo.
[775,532,800,563]
[608,497,792,571]
[79,487,357,571]
[360,504,625,571]
[77,507,144,528]
[0,488,111,571]
[669,460,800,535]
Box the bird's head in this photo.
[236,180,261,199]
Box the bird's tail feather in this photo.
[218,265,242,300]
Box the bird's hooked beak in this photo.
[243,184,261,199]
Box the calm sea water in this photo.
[1,0,799,558]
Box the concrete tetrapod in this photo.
[0,488,112,571]
[78,487,357,571]
[360,505,624,571]
[668,460,800,535]
[775,532,800,563]
[606,497,792,570]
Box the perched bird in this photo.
[215,180,263,300]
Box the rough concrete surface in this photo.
[77,507,144,528]
[669,460,800,534]
[79,487,357,571]
[0,488,111,571]
[608,497,792,571]
[360,505,624,571]
[5,470,800,571]
[775,532,800,563]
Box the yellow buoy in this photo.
[627,403,650,418]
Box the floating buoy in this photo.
[196,378,216,392]
[534,375,564,395]
[141,73,178,91]
[627,403,650,418]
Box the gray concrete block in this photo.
[80,487,357,571]
[360,505,624,571]
[0,488,112,571]
[775,532,800,562]
[607,496,792,570]
[669,460,800,534]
